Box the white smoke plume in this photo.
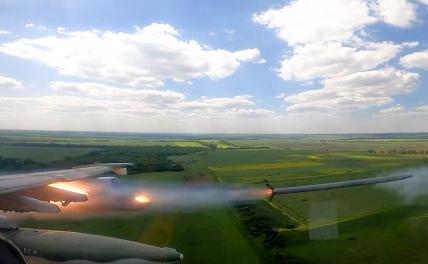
[378,166,428,202]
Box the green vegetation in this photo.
[0,145,99,162]
[174,141,206,148]
[3,131,428,263]
[0,156,43,171]
[50,146,203,173]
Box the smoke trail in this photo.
[4,182,271,222]
[377,166,428,203]
[110,183,270,209]
[47,182,270,213]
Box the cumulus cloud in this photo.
[254,0,421,114]
[400,50,428,70]
[379,104,406,114]
[415,105,428,112]
[254,0,420,82]
[1,23,264,87]
[0,95,273,123]
[283,68,419,112]
[377,104,428,116]
[0,81,276,133]
[7,81,271,121]
[228,108,274,118]
[372,0,417,28]
[276,93,286,99]
[50,81,186,104]
[2,96,427,133]
[0,30,11,35]
[5,96,114,114]
[24,22,51,32]
[177,95,255,110]
[49,82,263,114]
[0,80,426,133]
[0,75,23,89]
[253,0,417,46]
[253,0,376,46]
[279,41,405,81]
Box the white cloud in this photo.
[283,68,419,112]
[253,0,418,46]
[40,81,274,121]
[279,41,405,81]
[0,30,11,35]
[419,0,428,5]
[254,0,421,117]
[377,104,428,115]
[50,81,186,104]
[24,22,50,31]
[372,0,417,28]
[415,105,428,112]
[56,27,65,33]
[253,0,376,46]
[25,23,35,28]
[2,96,428,133]
[49,82,261,113]
[0,80,275,129]
[0,79,426,133]
[254,0,421,83]
[379,104,406,114]
[0,75,23,89]
[1,23,264,87]
[228,108,274,118]
[400,50,428,70]
[0,96,108,115]
[276,93,286,99]
[177,95,255,110]
[234,49,266,64]
[254,0,420,82]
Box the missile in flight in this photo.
[266,174,413,200]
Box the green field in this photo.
[3,131,428,263]
[174,141,206,148]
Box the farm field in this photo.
[2,131,428,263]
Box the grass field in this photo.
[174,141,206,148]
[3,131,428,263]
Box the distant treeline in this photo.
[0,146,204,174]
[0,142,115,148]
[53,146,203,174]
[368,149,428,154]
[0,156,45,171]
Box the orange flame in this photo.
[134,194,151,203]
[48,182,89,195]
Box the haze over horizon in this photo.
[0,0,427,133]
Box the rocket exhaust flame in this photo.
[48,182,89,195]
[134,194,151,204]
[125,184,270,209]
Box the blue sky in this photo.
[0,0,427,133]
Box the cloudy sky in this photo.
[0,0,427,133]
